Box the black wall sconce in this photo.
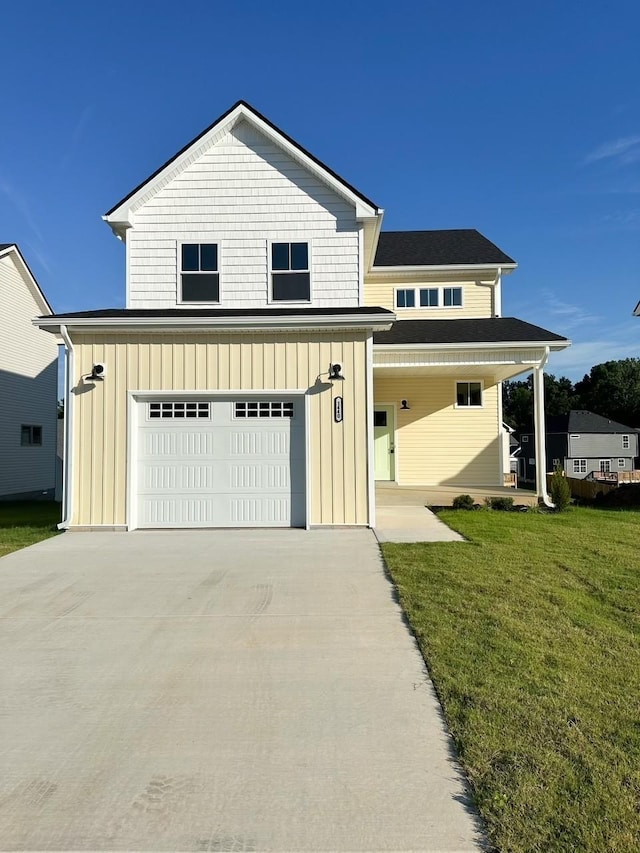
[329,363,345,381]
[400,399,410,410]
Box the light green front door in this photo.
[374,406,395,480]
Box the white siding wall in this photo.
[0,253,58,497]
[127,121,361,309]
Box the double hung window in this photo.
[21,425,42,446]
[271,242,310,301]
[573,459,587,474]
[180,243,219,302]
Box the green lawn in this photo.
[381,507,640,853]
[0,501,61,558]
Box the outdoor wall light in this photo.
[400,399,410,410]
[90,363,106,380]
[329,363,345,381]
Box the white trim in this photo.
[304,393,311,530]
[572,458,587,474]
[58,325,74,530]
[125,234,131,308]
[126,393,137,531]
[497,381,504,483]
[130,388,308,398]
[394,286,417,309]
[533,348,554,507]
[176,240,221,306]
[622,434,630,449]
[358,224,365,307]
[35,313,394,332]
[454,379,484,409]
[103,102,379,227]
[599,459,611,473]
[374,339,571,352]
[366,335,375,527]
[267,238,312,305]
[370,262,517,275]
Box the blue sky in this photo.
[1,0,639,382]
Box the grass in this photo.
[0,501,61,558]
[381,506,640,853]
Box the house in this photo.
[519,410,639,481]
[502,422,520,481]
[0,243,58,500]
[35,101,570,530]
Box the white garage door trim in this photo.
[127,390,310,531]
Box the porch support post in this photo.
[533,347,555,507]
[366,335,376,528]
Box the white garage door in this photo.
[136,397,305,528]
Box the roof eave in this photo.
[373,339,571,351]
[369,262,517,275]
[0,243,53,315]
[34,312,395,334]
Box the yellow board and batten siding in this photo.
[70,331,369,528]
[374,375,501,486]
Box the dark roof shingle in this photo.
[41,306,394,320]
[374,229,515,267]
[374,317,567,346]
[546,411,637,434]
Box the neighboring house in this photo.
[502,422,520,477]
[519,410,639,481]
[0,244,58,500]
[35,101,570,530]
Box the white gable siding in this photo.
[0,254,58,498]
[127,121,361,309]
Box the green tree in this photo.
[503,374,577,435]
[574,359,640,428]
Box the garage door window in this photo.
[149,402,211,419]
[234,401,294,418]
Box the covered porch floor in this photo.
[376,481,538,508]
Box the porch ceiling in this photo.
[373,363,535,382]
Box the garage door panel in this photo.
[137,397,305,528]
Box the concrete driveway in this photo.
[0,529,483,852]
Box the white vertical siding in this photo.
[127,121,361,310]
[0,254,58,497]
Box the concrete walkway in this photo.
[0,529,484,852]
[375,505,464,543]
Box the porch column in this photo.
[533,347,554,506]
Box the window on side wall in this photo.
[443,286,463,307]
[573,459,587,474]
[395,288,415,308]
[419,288,439,307]
[456,381,482,407]
[622,435,630,449]
[180,243,219,302]
[271,242,310,301]
[21,425,42,446]
[618,458,625,468]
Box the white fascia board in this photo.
[34,314,395,333]
[374,339,571,352]
[369,262,518,276]
[104,104,378,229]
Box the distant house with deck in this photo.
[519,410,639,482]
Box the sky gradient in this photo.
[1,0,639,381]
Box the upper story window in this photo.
[443,287,463,307]
[622,434,630,449]
[271,242,310,301]
[396,288,415,308]
[395,286,463,309]
[420,288,439,307]
[456,381,482,408]
[180,243,219,302]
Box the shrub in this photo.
[549,463,571,512]
[485,496,514,511]
[452,494,475,510]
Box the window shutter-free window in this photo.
[271,243,310,301]
[181,243,219,302]
[456,381,482,407]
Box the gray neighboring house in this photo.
[0,243,58,500]
[519,410,639,482]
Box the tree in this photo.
[503,373,577,435]
[574,359,640,428]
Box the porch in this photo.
[376,481,538,508]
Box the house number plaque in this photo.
[334,396,343,423]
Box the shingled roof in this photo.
[546,411,637,434]
[373,317,567,346]
[373,229,515,267]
